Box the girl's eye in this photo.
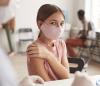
[50,22,56,25]
[60,22,64,27]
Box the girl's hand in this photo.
[19,75,44,86]
[27,43,53,60]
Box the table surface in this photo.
[36,75,100,86]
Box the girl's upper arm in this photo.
[27,44,52,81]
[61,40,70,71]
[27,57,52,81]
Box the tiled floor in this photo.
[9,53,100,81]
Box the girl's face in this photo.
[43,12,65,28]
[39,12,65,40]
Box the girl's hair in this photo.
[37,4,65,23]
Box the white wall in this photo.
[65,0,74,24]
[72,0,85,28]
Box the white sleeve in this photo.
[90,22,96,31]
[87,31,96,40]
[0,48,18,86]
[0,0,16,23]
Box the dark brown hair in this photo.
[77,9,85,20]
[37,4,65,23]
[77,9,85,17]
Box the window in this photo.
[85,0,100,32]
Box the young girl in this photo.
[27,4,70,81]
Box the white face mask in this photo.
[40,23,64,40]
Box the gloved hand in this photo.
[19,75,44,86]
[71,71,95,86]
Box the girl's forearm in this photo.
[46,55,70,79]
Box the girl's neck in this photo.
[38,34,54,47]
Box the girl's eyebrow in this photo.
[48,19,64,22]
[48,19,57,22]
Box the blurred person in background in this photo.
[0,0,16,54]
[66,9,96,57]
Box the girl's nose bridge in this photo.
[56,23,61,27]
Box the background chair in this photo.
[91,32,100,62]
[68,57,85,73]
[77,37,97,72]
[17,28,34,53]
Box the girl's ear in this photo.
[37,20,43,28]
